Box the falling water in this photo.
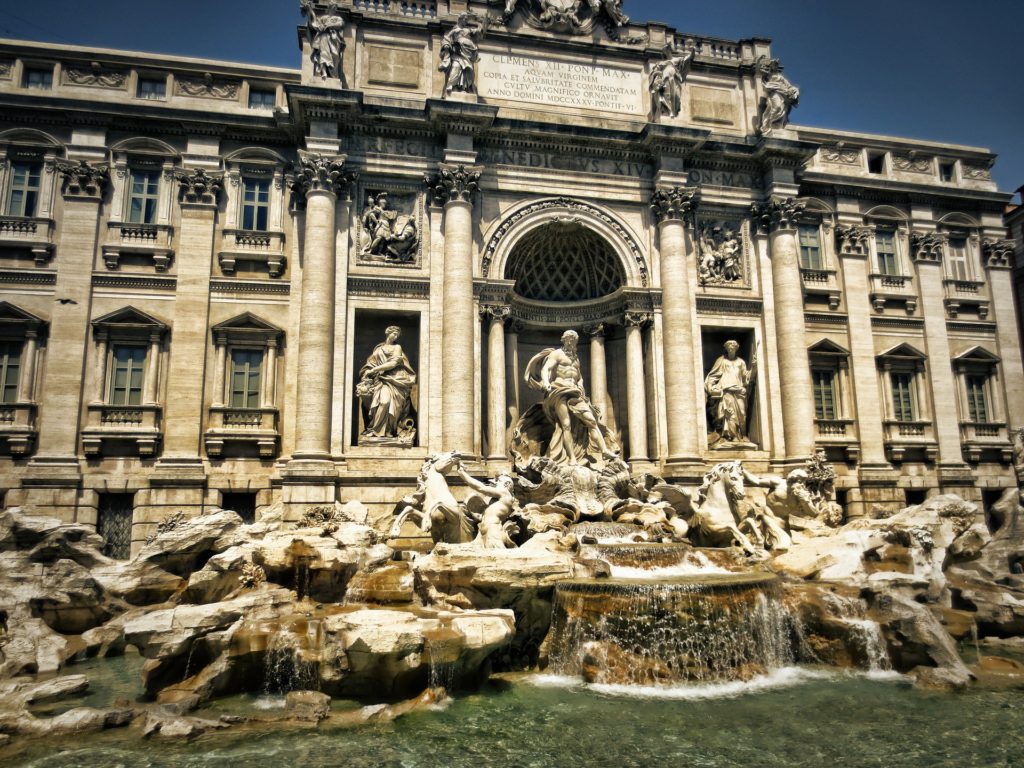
[263,626,321,695]
[820,592,892,672]
[548,574,798,686]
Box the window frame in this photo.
[126,167,161,225]
[136,76,167,101]
[889,371,916,423]
[5,160,43,218]
[228,346,265,410]
[945,235,972,281]
[874,229,901,276]
[22,66,53,90]
[241,176,271,232]
[247,88,277,110]
[0,339,22,405]
[798,223,825,271]
[107,343,148,406]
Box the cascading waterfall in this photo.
[262,624,321,695]
[820,592,891,672]
[547,574,798,685]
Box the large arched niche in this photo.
[481,197,649,291]
[506,222,625,301]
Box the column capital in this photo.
[584,323,606,338]
[751,196,808,233]
[293,151,355,202]
[426,163,482,206]
[650,185,699,224]
[174,168,224,207]
[835,224,872,257]
[910,231,946,264]
[56,160,109,200]
[982,238,1014,270]
[624,310,653,328]
[479,303,511,322]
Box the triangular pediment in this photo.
[954,346,1000,364]
[92,306,168,330]
[878,342,927,361]
[211,312,281,334]
[809,338,849,356]
[0,301,45,326]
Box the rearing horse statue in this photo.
[691,461,791,555]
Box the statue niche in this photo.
[704,339,758,450]
[355,324,417,446]
[358,190,420,264]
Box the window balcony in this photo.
[0,402,37,455]
[81,403,162,457]
[869,273,918,313]
[204,406,279,458]
[0,216,55,265]
[959,421,1012,463]
[814,418,859,461]
[942,279,989,319]
[800,268,842,310]
[101,222,174,271]
[883,419,937,463]
[218,229,286,278]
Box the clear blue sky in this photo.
[0,0,1020,197]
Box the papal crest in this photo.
[498,0,646,42]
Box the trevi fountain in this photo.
[1,0,1024,766]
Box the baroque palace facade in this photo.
[0,0,1020,555]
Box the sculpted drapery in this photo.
[704,340,756,447]
[356,326,416,442]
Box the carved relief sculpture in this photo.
[356,325,417,445]
[359,191,419,263]
[705,340,757,449]
[756,56,799,136]
[649,47,692,120]
[511,330,621,467]
[439,13,487,96]
[301,0,346,85]
[502,0,641,42]
[697,220,744,285]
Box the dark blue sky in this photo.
[1,0,1021,197]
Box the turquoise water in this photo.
[7,666,1024,768]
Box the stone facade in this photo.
[0,1,1020,552]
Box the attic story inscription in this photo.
[477,52,644,115]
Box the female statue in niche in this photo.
[356,325,417,445]
[704,339,757,449]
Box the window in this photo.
[241,178,270,231]
[109,345,146,406]
[965,374,988,423]
[5,162,42,217]
[97,493,134,560]
[813,369,838,420]
[221,492,257,524]
[946,237,971,281]
[939,162,956,183]
[876,230,899,276]
[22,67,53,90]
[867,152,886,174]
[0,341,21,404]
[890,372,915,422]
[248,88,276,109]
[798,225,824,270]
[229,348,263,409]
[127,169,160,225]
[136,77,166,100]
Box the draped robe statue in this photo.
[704,340,757,448]
[356,326,417,444]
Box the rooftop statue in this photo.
[649,47,693,120]
[439,13,488,96]
[301,0,346,85]
[502,0,643,42]
[756,55,799,136]
[511,330,621,468]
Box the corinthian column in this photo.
[427,164,482,454]
[624,312,652,463]
[651,186,700,465]
[761,197,815,460]
[481,304,510,460]
[290,152,352,467]
[586,324,613,430]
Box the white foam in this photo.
[531,667,908,700]
[608,563,732,579]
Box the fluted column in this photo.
[762,197,815,460]
[428,164,482,454]
[624,312,651,463]
[651,186,699,463]
[290,153,350,465]
[586,324,612,430]
[482,304,509,459]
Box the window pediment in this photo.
[92,306,168,339]
[211,312,282,345]
[0,301,45,333]
[877,342,926,371]
[808,338,849,357]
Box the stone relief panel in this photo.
[356,185,423,266]
[500,0,644,43]
[820,145,859,166]
[62,66,128,89]
[892,153,932,174]
[696,216,748,288]
[174,75,240,100]
[0,60,13,80]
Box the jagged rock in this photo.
[0,674,89,706]
[285,690,331,721]
[142,710,229,740]
[946,566,1024,637]
[135,510,247,577]
[949,522,992,560]
[180,544,256,605]
[22,558,122,635]
[0,509,102,561]
[92,560,185,606]
[252,533,391,602]
[0,616,70,678]
[346,563,415,604]
[0,707,134,737]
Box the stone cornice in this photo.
[0,269,57,286]
[426,98,498,136]
[92,274,177,291]
[348,275,431,299]
[695,295,763,317]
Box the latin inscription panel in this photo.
[477,51,644,115]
